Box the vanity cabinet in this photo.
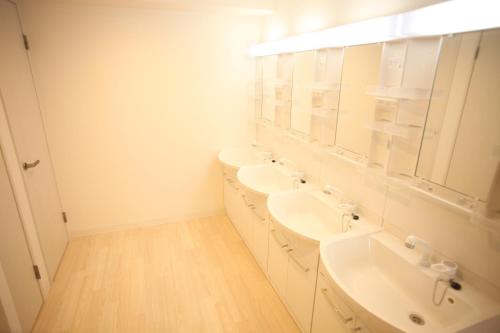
[250,208,269,272]
[223,173,254,248]
[285,233,319,333]
[223,175,244,234]
[223,175,270,274]
[268,221,290,296]
[311,264,371,333]
[268,220,320,333]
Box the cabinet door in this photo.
[223,178,240,229]
[237,191,255,246]
[267,221,289,296]
[250,212,269,273]
[311,270,355,333]
[245,193,269,273]
[285,236,319,333]
[352,319,372,333]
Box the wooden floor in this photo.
[33,216,300,333]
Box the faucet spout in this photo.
[405,235,432,267]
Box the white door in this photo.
[0,0,68,280]
[0,149,43,332]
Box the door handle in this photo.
[23,160,40,170]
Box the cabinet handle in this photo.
[249,206,266,222]
[240,194,255,208]
[321,288,353,324]
[23,159,40,170]
[287,248,310,272]
[271,228,288,248]
[225,177,240,191]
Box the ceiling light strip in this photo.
[249,0,500,56]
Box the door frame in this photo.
[0,263,23,332]
[0,90,51,298]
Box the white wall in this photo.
[19,2,261,236]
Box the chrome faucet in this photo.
[338,202,358,232]
[405,235,432,267]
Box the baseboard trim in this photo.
[69,210,226,238]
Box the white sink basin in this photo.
[237,164,296,196]
[320,231,500,333]
[267,190,377,243]
[218,148,269,171]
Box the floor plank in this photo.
[33,216,300,333]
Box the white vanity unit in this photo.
[218,151,381,333]
[236,163,301,272]
[317,231,500,333]
[218,147,271,240]
[267,190,378,333]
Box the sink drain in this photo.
[409,313,425,326]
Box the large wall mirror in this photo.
[254,26,500,215]
[290,49,343,144]
[261,55,278,123]
[336,43,382,156]
[290,51,315,135]
[417,29,500,201]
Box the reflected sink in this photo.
[218,148,270,171]
[320,231,500,333]
[268,190,378,243]
[237,164,297,197]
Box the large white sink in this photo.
[237,164,297,196]
[320,231,500,333]
[267,190,378,243]
[218,148,270,171]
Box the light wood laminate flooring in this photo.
[33,216,300,333]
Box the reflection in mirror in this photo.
[274,54,293,128]
[336,43,382,156]
[417,29,500,201]
[254,58,263,120]
[310,49,343,146]
[290,51,315,135]
[261,55,278,122]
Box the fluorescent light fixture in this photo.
[249,0,500,56]
[400,0,500,36]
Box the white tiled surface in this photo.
[256,123,500,292]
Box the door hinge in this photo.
[474,46,480,60]
[22,34,30,50]
[33,265,41,280]
[62,211,68,223]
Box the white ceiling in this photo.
[21,0,275,15]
